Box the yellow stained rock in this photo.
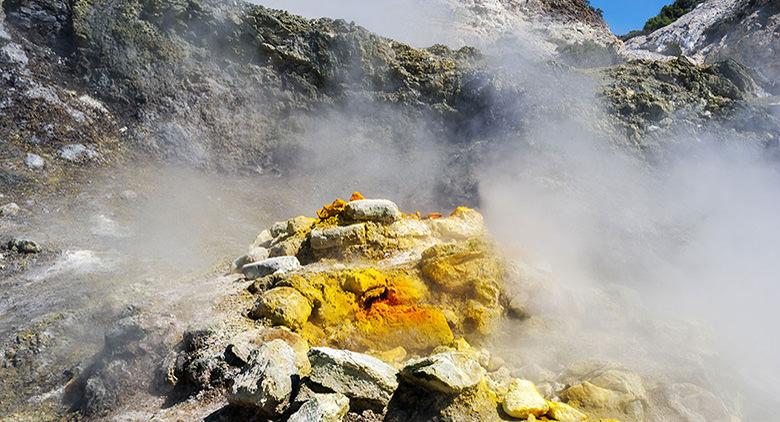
[420,239,503,295]
[561,381,623,410]
[502,379,550,419]
[251,287,312,331]
[342,268,387,297]
[547,401,588,422]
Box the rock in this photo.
[7,238,41,254]
[225,327,311,374]
[502,379,550,419]
[307,347,399,410]
[58,144,99,162]
[387,219,432,238]
[253,229,274,248]
[24,153,45,169]
[420,239,502,295]
[270,221,289,238]
[288,392,350,422]
[269,235,306,258]
[429,207,485,240]
[0,202,20,217]
[310,224,366,250]
[287,216,317,234]
[547,401,588,421]
[400,351,485,395]
[242,256,301,280]
[250,287,312,330]
[228,340,299,416]
[342,268,386,297]
[344,199,401,223]
[232,247,270,272]
[560,381,622,410]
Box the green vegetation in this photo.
[644,0,705,32]
[622,0,704,40]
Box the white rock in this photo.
[58,144,99,162]
[344,199,401,223]
[232,247,270,273]
[400,351,485,395]
[0,43,28,66]
[310,224,366,250]
[387,219,432,238]
[288,392,350,422]
[24,153,45,169]
[308,347,399,410]
[229,340,298,416]
[242,256,301,280]
[0,202,20,217]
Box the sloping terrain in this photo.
[625,0,780,94]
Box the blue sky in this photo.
[591,0,674,35]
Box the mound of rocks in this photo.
[158,195,740,421]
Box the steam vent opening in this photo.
[2,0,780,420]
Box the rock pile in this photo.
[159,194,740,421]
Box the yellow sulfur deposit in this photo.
[245,196,506,354]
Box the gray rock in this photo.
[400,352,485,395]
[308,347,399,410]
[0,202,20,217]
[232,247,270,272]
[228,339,299,416]
[268,235,305,258]
[253,229,273,248]
[0,43,28,66]
[24,153,45,169]
[344,199,401,223]
[7,238,41,254]
[310,224,366,250]
[58,144,99,162]
[242,256,301,280]
[288,392,350,422]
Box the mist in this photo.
[4,0,779,419]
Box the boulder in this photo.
[229,340,299,416]
[250,287,312,330]
[400,351,485,395]
[288,392,350,422]
[310,224,366,250]
[7,238,41,254]
[242,256,301,280]
[232,247,270,272]
[24,153,45,169]
[344,199,401,223]
[0,202,20,217]
[307,347,399,410]
[502,379,549,419]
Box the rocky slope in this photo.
[625,0,780,94]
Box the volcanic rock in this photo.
[344,199,402,223]
[228,339,299,416]
[242,256,301,280]
[502,379,549,419]
[400,351,485,395]
[250,287,312,330]
[307,347,399,410]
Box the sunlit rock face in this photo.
[624,0,780,94]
